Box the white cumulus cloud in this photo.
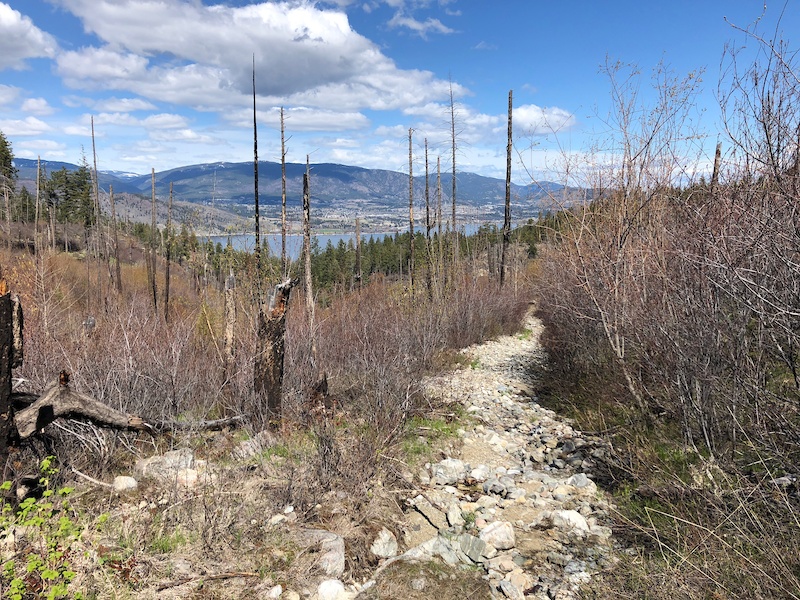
[21,98,54,116]
[0,3,57,70]
[95,97,158,112]
[0,84,20,106]
[514,105,576,136]
[51,0,462,115]
[387,13,454,37]
[0,116,52,136]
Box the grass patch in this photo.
[402,406,468,464]
[149,531,187,554]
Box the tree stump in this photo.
[254,279,297,430]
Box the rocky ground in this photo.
[48,311,616,599]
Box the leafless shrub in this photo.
[533,24,800,599]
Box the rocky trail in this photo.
[383,311,616,600]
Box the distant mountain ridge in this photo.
[14,158,569,210]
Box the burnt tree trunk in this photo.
[109,185,123,295]
[408,128,415,294]
[354,217,362,289]
[280,106,288,278]
[148,168,158,313]
[1,282,17,474]
[254,279,296,430]
[302,157,317,371]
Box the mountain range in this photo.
[13,158,577,231]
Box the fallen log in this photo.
[13,375,153,440]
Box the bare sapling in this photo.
[500,90,513,287]
[408,127,415,294]
[164,182,173,322]
[281,106,288,277]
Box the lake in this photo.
[207,224,484,260]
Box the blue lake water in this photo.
[207,224,484,261]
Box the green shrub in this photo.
[1,457,84,600]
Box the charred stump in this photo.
[254,278,297,430]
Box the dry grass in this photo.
[357,561,491,600]
[535,334,800,600]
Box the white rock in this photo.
[317,579,345,600]
[479,521,516,550]
[499,580,525,600]
[296,529,345,577]
[552,510,589,534]
[370,528,398,559]
[266,584,282,598]
[112,476,138,492]
[447,503,465,527]
[176,468,198,488]
[268,514,287,526]
[476,495,498,509]
[470,464,492,482]
[432,458,466,484]
[135,448,194,480]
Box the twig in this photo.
[156,571,260,591]
[201,302,224,364]
[151,414,247,432]
[71,467,113,489]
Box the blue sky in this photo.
[0,0,797,183]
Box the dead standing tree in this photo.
[449,81,459,273]
[408,128,415,294]
[163,182,173,323]
[148,169,158,314]
[254,279,296,430]
[302,157,317,371]
[281,107,289,277]
[250,60,297,430]
[500,90,513,287]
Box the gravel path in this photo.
[391,311,615,600]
